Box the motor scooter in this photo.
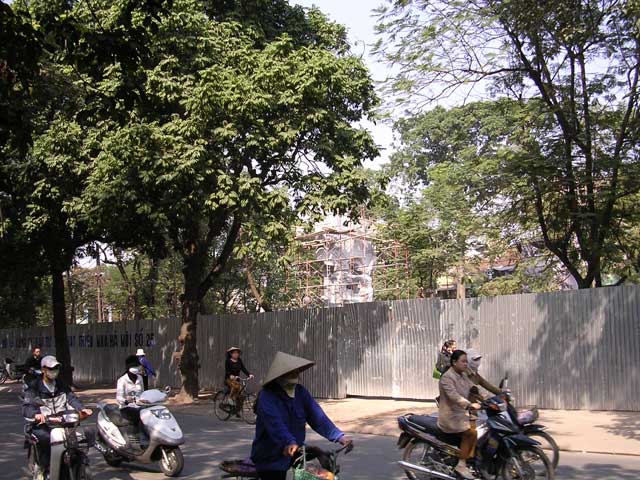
[25,408,94,480]
[95,388,184,477]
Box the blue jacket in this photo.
[138,356,156,377]
[251,384,344,471]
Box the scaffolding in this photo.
[287,214,410,307]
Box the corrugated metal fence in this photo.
[1,287,639,411]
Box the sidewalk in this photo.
[315,398,640,457]
[73,385,640,457]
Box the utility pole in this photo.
[95,244,103,323]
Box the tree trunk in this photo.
[246,264,273,312]
[51,265,73,386]
[456,264,466,299]
[174,215,242,401]
[67,270,76,325]
[175,298,199,401]
[141,256,159,316]
[174,254,204,402]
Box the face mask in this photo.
[277,376,299,398]
[129,367,141,375]
[45,370,59,381]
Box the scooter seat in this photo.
[407,415,442,435]
[407,415,462,447]
[103,405,133,427]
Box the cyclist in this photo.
[251,352,352,480]
[225,347,253,416]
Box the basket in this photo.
[292,447,334,480]
[516,405,539,425]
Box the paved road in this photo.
[1,385,640,479]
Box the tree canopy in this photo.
[375,0,640,288]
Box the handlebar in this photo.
[296,441,354,457]
[32,409,91,427]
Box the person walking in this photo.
[136,348,156,390]
[437,350,481,480]
[251,351,352,480]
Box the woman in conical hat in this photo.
[250,352,352,479]
[224,347,253,417]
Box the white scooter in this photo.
[25,409,94,480]
[95,388,184,477]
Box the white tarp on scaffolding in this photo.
[313,216,377,305]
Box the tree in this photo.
[375,0,640,288]
[1,3,91,382]
[75,1,378,399]
[382,100,523,295]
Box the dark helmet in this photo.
[125,354,141,370]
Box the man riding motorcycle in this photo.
[23,346,43,387]
[22,355,93,478]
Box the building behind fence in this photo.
[1,286,639,411]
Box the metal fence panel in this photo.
[1,287,639,410]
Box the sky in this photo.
[291,0,395,168]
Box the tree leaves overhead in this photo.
[376,0,640,288]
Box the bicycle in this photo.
[219,443,353,479]
[213,377,257,425]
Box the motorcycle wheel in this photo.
[526,431,559,469]
[159,446,184,477]
[72,462,93,480]
[242,393,257,425]
[402,441,439,480]
[501,446,554,480]
[27,446,41,480]
[104,454,123,468]
[0,368,7,384]
[213,391,231,421]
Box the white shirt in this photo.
[116,373,144,406]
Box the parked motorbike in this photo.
[397,394,555,480]
[1,357,28,383]
[25,408,94,480]
[95,388,184,477]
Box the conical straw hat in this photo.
[263,351,315,385]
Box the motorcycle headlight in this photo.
[151,408,172,420]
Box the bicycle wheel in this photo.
[242,393,257,425]
[213,391,232,421]
[0,368,7,384]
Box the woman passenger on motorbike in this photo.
[435,339,457,375]
[464,349,501,398]
[437,350,482,480]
